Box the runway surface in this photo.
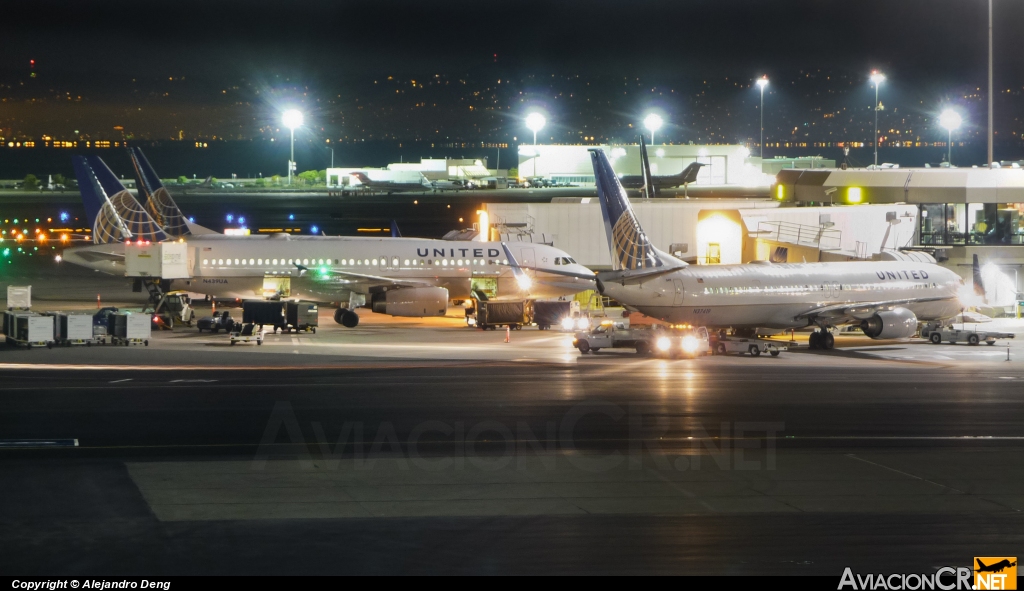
[2,335,1024,574]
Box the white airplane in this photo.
[568,148,964,349]
[64,156,595,328]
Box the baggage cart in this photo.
[285,301,318,333]
[229,323,265,346]
[52,313,98,346]
[110,313,151,346]
[3,311,54,349]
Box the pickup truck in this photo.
[920,321,1015,346]
[573,324,710,358]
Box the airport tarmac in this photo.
[3,284,1024,574]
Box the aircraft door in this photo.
[673,279,684,305]
[520,248,536,268]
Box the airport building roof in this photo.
[776,167,1024,204]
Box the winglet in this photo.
[972,254,986,301]
[500,242,532,292]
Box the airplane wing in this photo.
[295,264,435,289]
[795,296,955,322]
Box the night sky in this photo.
[2,0,1022,156]
[5,0,1019,90]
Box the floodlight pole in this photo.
[988,0,994,166]
[288,127,295,186]
[948,128,954,166]
[759,84,765,158]
[874,83,880,167]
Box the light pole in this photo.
[643,113,663,146]
[939,109,962,166]
[282,109,303,185]
[525,113,546,177]
[988,0,994,165]
[870,71,885,167]
[756,77,768,157]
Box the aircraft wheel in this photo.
[808,332,820,349]
[748,345,761,357]
[770,350,780,357]
[930,333,942,344]
[821,332,835,350]
[968,334,980,346]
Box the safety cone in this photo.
[96,294,101,309]
[505,325,510,343]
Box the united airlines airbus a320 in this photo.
[62,154,594,327]
[577,147,964,349]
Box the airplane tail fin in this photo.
[71,155,168,244]
[589,148,681,271]
[390,220,402,238]
[639,135,655,199]
[679,161,704,185]
[976,559,988,570]
[129,147,192,237]
[350,172,371,184]
[973,254,987,301]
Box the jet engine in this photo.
[371,287,449,317]
[859,307,918,339]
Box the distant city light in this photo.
[226,214,234,223]
[288,214,295,220]
[59,211,69,222]
[310,225,319,234]
[238,216,246,224]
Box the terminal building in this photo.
[478,165,1024,311]
[517,144,774,187]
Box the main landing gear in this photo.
[807,330,835,350]
[334,308,360,328]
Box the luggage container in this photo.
[110,313,151,346]
[285,301,318,333]
[3,311,54,349]
[52,313,97,346]
[532,301,571,330]
[6,286,31,310]
[470,300,530,330]
[242,301,286,331]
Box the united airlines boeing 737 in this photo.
[579,148,963,349]
[63,156,594,327]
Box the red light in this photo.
[30,59,35,65]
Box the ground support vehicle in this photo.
[229,323,264,346]
[709,334,785,357]
[468,300,529,330]
[533,301,572,331]
[920,322,1015,346]
[197,311,237,334]
[573,324,710,358]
